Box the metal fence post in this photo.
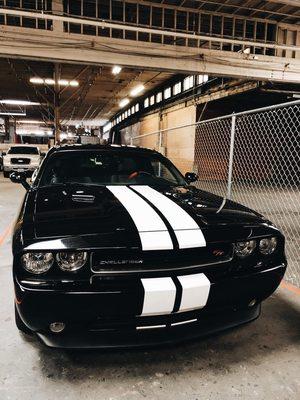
[130,136,133,146]
[226,114,236,200]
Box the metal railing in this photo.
[129,100,300,286]
[1,4,300,58]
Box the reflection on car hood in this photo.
[30,184,265,242]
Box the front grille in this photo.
[91,243,233,275]
[11,158,30,165]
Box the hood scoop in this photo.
[72,194,95,203]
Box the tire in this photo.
[15,305,32,335]
[3,171,10,178]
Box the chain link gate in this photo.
[129,100,300,286]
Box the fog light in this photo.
[248,299,257,307]
[49,322,66,333]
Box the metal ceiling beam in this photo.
[0,26,299,83]
[263,0,300,7]
[184,0,300,19]
[0,9,298,52]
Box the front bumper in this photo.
[4,165,38,173]
[37,305,261,349]
[14,263,286,348]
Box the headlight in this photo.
[259,237,277,255]
[56,252,87,272]
[234,240,256,258]
[21,252,54,274]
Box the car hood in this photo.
[20,183,270,251]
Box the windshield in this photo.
[8,146,39,155]
[39,150,187,187]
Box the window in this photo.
[103,122,111,133]
[197,75,208,85]
[164,87,171,99]
[131,106,135,114]
[150,95,155,106]
[8,146,39,155]
[173,82,182,95]
[156,92,162,102]
[128,109,131,117]
[125,110,128,118]
[144,98,149,108]
[39,150,187,187]
[183,76,194,91]
[135,103,139,112]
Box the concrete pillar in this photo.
[8,118,17,143]
[54,63,61,143]
[4,117,10,141]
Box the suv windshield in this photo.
[8,146,39,155]
[39,150,186,187]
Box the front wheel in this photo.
[15,305,32,335]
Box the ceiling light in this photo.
[30,77,44,84]
[58,79,69,86]
[0,111,26,116]
[112,66,122,75]
[119,98,130,108]
[30,77,79,87]
[45,79,55,85]
[243,47,251,54]
[17,120,44,124]
[0,99,40,106]
[130,84,145,97]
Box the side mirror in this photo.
[10,171,30,190]
[185,172,198,184]
[2,152,6,156]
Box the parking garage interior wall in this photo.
[121,103,196,173]
[161,104,196,173]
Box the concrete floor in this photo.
[0,175,299,400]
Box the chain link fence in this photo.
[129,100,300,286]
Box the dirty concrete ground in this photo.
[0,175,299,400]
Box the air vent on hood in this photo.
[72,194,95,203]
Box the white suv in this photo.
[3,145,41,178]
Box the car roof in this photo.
[9,144,39,147]
[48,144,160,156]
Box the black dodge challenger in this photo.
[10,144,287,348]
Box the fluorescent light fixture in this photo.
[30,77,79,87]
[130,84,145,97]
[58,79,69,86]
[17,120,44,124]
[112,65,122,75]
[243,47,251,54]
[0,111,26,116]
[119,98,130,108]
[45,78,55,85]
[30,77,44,84]
[0,99,40,106]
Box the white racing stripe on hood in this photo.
[132,185,206,249]
[106,185,173,251]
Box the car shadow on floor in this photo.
[31,291,300,383]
